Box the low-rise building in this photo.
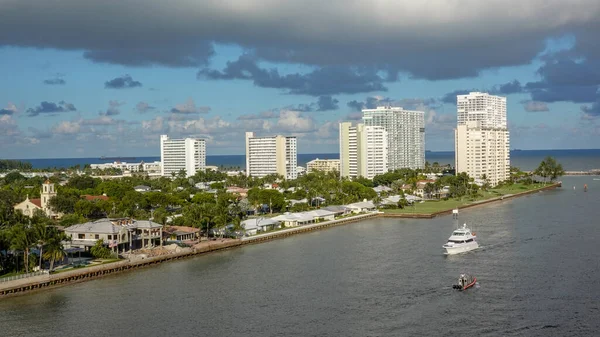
[345,200,376,213]
[65,218,163,252]
[241,218,281,236]
[134,185,151,193]
[163,226,199,242]
[306,159,340,174]
[322,205,351,217]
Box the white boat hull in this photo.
[443,241,479,255]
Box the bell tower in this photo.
[40,179,57,215]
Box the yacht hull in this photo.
[443,241,479,255]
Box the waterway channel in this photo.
[1,176,599,336]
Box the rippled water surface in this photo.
[1,176,599,336]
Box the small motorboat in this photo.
[452,274,477,291]
[443,223,479,255]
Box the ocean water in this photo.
[1,176,599,336]
[9,149,600,171]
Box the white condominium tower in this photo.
[245,132,297,180]
[339,122,388,180]
[160,134,206,178]
[362,106,425,170]
[454,92,510,186]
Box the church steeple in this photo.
[41,179,56,215]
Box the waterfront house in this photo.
[241,218,281,236]
[322,205,351,217]
[345,200,376,213]
[304,209,336,221]
[163,226,199,242]
[271,212,315,227]
[65,218,163,253]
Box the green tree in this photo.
[90,240,113,259]
[542,156,565,182]
[10,223,35,273]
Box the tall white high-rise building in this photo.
[160,134,206,178]
[339,122,388,179]
[245,132,297,179]
[362,106,425,170]
[454,92,510,186]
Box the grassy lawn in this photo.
[384,183,551,215]
[0,271,25,279]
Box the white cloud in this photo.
[52,120,81,134]
[170,98,211,114]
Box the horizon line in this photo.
[5,148,600,161]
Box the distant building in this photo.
[90,161,161,176]
[362,106,425,170]
[160,134,206,178]
[455,92,510,186]
[339,122,388,179]
[13,180,57,218]
[245,132,297,179]
[306,158,340,174]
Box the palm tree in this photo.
[10,223,34,273]
[43,235,67,272]
[34,222,51,270]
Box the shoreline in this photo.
[383,182,562,218]
[0,182,561,298]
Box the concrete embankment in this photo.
[0,240,242,298]
[0,213,379,298]
[0,184,560,297]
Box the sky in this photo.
[1,0,600,159]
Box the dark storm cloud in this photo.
[522,101,550,112]
[26,101,76,117]
[104,75,142,89]
[347,96,394,111]
[287,96,340,112]
[440,90,476,105]
[581,101,600,116]
[525,55,600,104]
[440,80,523,105]
[316,96,339,111]
[43,78,66,85]
[493,80,523,95]
[198,55,386,96]
[0,1,599,81]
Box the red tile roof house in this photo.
[82,195,110,201]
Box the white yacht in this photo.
[443,224,479,255]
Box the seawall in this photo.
[0,183,560,298]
